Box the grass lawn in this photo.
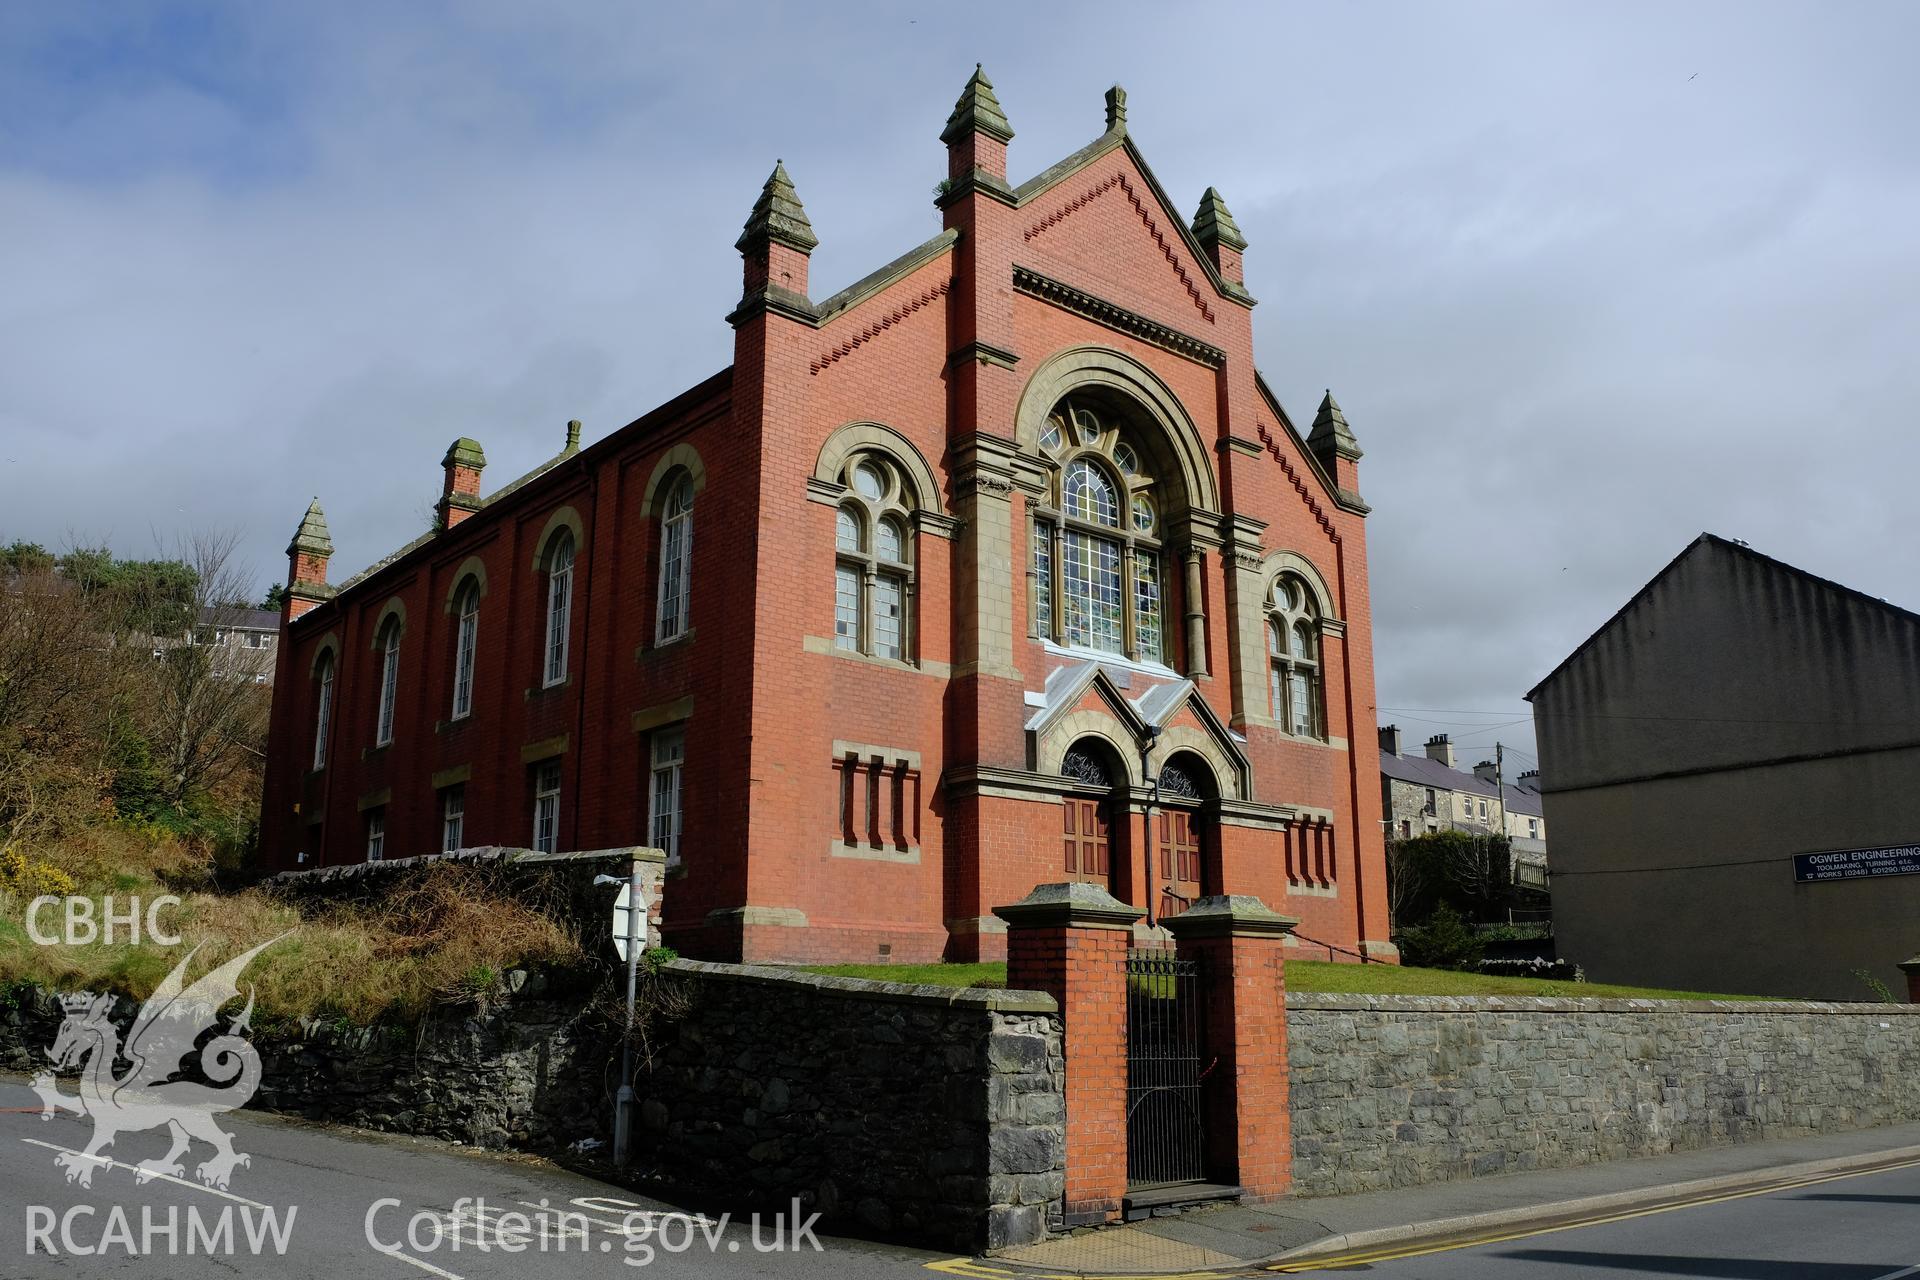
[801,959,1768,1002]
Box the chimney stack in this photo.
[437,438,486,531]
[1474,760,1499,784]
[1424,734,1456,769]
[285,498,334,622]
[1379,725,1403,757]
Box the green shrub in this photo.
[1394,904,1486,971]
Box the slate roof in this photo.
[1378,749,1543,818]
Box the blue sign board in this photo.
[1792,844,1920,884]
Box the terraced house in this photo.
[261,70,1394,966]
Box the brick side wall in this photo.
[1287,994,1920,1196]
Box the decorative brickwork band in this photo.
[1162,894,1297,1202]
[995,882,1142,1226]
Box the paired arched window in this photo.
[834,453,914,661]
[313,652,334,769]
[542,531,575,687]
[656,476,694,643]
[451,579,480,719]
[1268,575,1322,739]
[1032,399,1168,664]
[374,617,401,747]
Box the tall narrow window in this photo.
[441,785,465,852]
[543,531,574,687]
[313,652,334,770]
[656,476,694,643]
[1032,399,1175,665]
[531,759,561,854]
[1268,574,1323,738]
[375,618,400,747]
[831,454,916,663]
[650,727,685,866]
[365,808,386,862]
[451,581,479,719]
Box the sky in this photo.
[4,1,1918,769]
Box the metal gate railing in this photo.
[1124,948,1207,1188]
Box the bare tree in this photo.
[145,532,271,809]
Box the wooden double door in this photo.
[1063,795,1205,910]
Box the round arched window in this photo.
[1031,399,1170,664]
[834,453,914,662]
[1268,574,1323,738]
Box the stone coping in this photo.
[1288,992,1920,1016]
[668,959,1058,1015]
[270,845,662,885]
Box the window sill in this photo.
[436,714,474,734]
[641,628,696,660]
[1039,640,1182,681]
[802,635,948,677]
[828,840,921,865]
[525,677,572,700]
[361,744,391,762]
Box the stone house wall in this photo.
[1288,992,1920,1196]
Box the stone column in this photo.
[994,882,1143,1226]
[1900,955,1920,1004]
[1162,894,1297,1202]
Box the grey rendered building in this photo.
[1528,534,1920,1000]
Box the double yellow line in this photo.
[1268,1156,1920,1272]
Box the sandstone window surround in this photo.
[833,453,916,664]
[531,758,562,854]
[656,475,695,644]
[1030,399,1171,667]
[450,579,480,719]
[1267,574,1324,741]
[831,741,921,863]
[313,650,335,770]
[650,727,685,866]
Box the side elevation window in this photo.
[313,652,335,770]
[531,759,562,854]
[650,727,685,866]
[543,531,575,687]
[374,617,401,747]
[1267,575,1323,739]
[451,580,480,719]
[832,454,914,662]
[365,808,386,862]
[441,785,465,852]
[656,475,695,643]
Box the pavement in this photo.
[962,1121,1920,1277]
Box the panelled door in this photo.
[1157,808,1202,918]
[1063,796,1111,880]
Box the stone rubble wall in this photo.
[1288,993,1920,1196]
[640,960,1065,1250]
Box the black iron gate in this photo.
[1124,948,1207,1188]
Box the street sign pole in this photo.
[614,851,641,1168]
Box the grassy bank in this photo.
[802,959,1771,1002]
[0,825,584,1026]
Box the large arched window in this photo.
[655,476,694,643]
[1268,575,1322,738]
[1032,399,1168,664]
[833,453,914,662]
[313,652,334,769]
[542,531,575,687]
[374,618,401,747]
[451,579,479,719]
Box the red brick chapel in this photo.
[261,68,1394,967]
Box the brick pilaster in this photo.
[995,882,1142,1226]
[1163,894,1297,1201]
